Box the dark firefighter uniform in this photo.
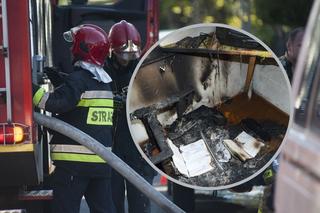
[33,66,116,213]
[279,55,293,83]
[107,60,156,213]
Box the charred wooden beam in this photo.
[132,106,173,165]
[131,89,195,164]
[244,56,256,93]
[215,27,265,51]
[160,47,272,58]
[159,47,277,65]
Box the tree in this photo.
[159,0,314,54]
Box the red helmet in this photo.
[63,24,109,66]
[108,20,141,60]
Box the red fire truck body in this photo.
[0,0,158,211]
[0,0,41,188]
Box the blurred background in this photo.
[58,0,314,55]
[159,0,313,55]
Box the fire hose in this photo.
[33,112,185,213]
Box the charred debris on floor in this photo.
[131,91,287,187]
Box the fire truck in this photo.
[0,0,158,212]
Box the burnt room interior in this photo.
[128,27,290,187]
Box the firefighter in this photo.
[106,20,156,213]
[279,27,304,83]
[32,24,115,213]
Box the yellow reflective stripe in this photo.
[51,153,106,163]
[87,107,113,125]
[77,99,113,107]
[33,88,45,106]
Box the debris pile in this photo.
[163,105,286,187]
[134,92,288,187]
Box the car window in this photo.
[294,13,320,127]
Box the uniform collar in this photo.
[75,61,112,83]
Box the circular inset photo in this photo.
[127,24,291,189]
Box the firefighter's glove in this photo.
[32,83,46,109]
[44,66,65,87]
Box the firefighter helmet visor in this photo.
[114,51,141,61]
[120,40,140,52]
[112,40,141,60]
[63,26,81,43]
[63,31,74,43]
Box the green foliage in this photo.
[160,0,240,28]
[159,0,313,47]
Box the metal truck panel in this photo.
[0,143,41,187]
[6,0,33,126]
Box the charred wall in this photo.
[129,54,248,112]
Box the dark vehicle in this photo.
[275,0,320,213]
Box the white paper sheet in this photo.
[167,139,189,177]
[224,131,265,161]
[235,131,256,144]
[168,139,214,177]
[235,131,265,158]
[223,139,252,161]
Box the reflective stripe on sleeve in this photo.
[77,99,114,107]
[51,144,111,154]
[33,88,45,106]
[81,91,113,99]
[50,144,111,163]
[51,152,106,163]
